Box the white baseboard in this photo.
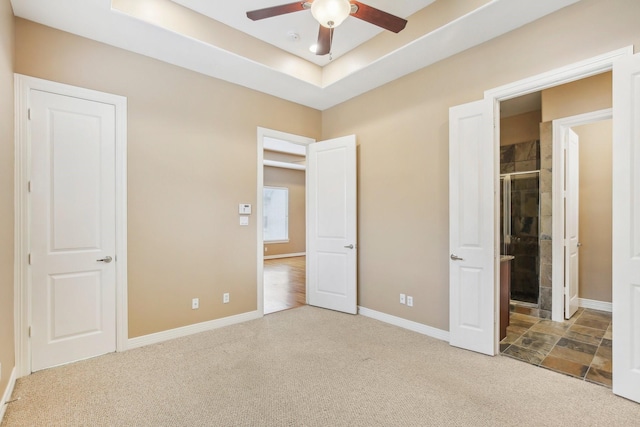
[264,252,305,260]
[358,306,450,342]
[0,367,17,423]
[127,310,262,350]
[578,298,612,313]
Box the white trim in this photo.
[482,47,632,354]
[551,109,612,321]
[264,160,306,171]
[14,74,128,377]
[579,298,612,313]
[0,367,17,423]
[257,128,315,317]
[358,306,450,342]
[264,253,306,260]
[127,311,261,350]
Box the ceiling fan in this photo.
[246,0,408,57]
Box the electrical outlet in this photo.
[223,293,230,304]
[407,296,414,307]
[400,293,406,304]
[192,298,199,310]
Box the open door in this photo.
[564,127,580,319]
[307,135,357,314]
[612,53,640,403]
[449,99,496,356]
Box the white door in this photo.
[612,52,640,403]
[564,128,580,319]
[30,89,117,371]
[449,99,496,356]
[307,135,357,314]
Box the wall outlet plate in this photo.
[400,293,406,304]
[407,296,414,307]
[192,298,199,309]
[223,293,230,304]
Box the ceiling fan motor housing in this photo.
[311,0,352,28]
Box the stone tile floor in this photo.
[500,307,613,387]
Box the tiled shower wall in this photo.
[539,122,553,319]
[500,140,540,173]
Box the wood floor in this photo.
[264,256,306,315]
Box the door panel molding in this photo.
[14,74,128,377]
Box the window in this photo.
[263,186,288,242]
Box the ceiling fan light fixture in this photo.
[311,0,351,28]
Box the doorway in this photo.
[256,128,314,316]
[449,46,640,402]
[498,90,613,386]
[262,137,308,314]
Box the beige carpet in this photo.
[2,306,638,426]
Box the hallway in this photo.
[264,256,306,315]
[500,308,612,387]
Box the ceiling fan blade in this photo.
[350,1,407,33]
[315,25,333,56]
[246,2,307,21]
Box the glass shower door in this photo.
[501,172,540,305]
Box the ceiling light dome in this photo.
[311,0,351,28]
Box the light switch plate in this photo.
[240,216,249,226]
[239,204,252,215]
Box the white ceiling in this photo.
[10,0,582,110]
[171,0,435,67]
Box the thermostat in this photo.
[239,204,252,215]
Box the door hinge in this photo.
[28,181,32,193]
[28,326,32,337]
[28,253,32,265]
[28,108,31,120]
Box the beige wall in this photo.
[541,72,612,122]
[14,19,321,338]
[263,167,306,256]
[0,0,14,397]
[322,0,640,330]
[575,120,613,302]
[500,110,541,146]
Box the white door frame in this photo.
[483,46,633,353]
[256,127,315,316]
[552,109,612,321]
[14,74,128,377]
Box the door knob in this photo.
[97,256,113,263]
[577,242,582,247]
[450,254,464,261]
[344,244,354,249]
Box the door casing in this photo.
[14,74,128,377]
